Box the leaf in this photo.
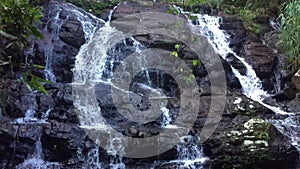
[28,26,43,39]
[0,30,17,40]
[33,64,45,69]
[175,44,181,50]
[22,72,52,95]
[192,59,199,66]
[171,51,179,57]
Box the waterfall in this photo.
[16,127,60,169]
[12,93,51,125]
[107,137,126,169]
[84,145,102,169]
[38,2,103,82]
[167,135,208,169]
[175,7,299,155]
[70,2,299,169]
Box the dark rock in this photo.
[242,35,278,82]
[59,20,85,48]
[32,1,103,83]
[226,53,247,75]
[196,92,299,169]
[219,16,246,54]
[263,31,282,54]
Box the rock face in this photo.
[59,20,85,48]
[219,16,246,54]
[198,92,299,169]
[243,36,277,79]
[264,31,282,54]
[31,1,102,83]
[112,1,171,20]
[242,35,278,90]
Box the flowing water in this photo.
[16,1,299,168]
[37,2,103,82]
[181,8,300,157]
[16,127,60,169]
[72,3,299,168]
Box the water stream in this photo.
[16,127,60,169]
[38,2,103,82]
[181,7,300,156]
[72,3,299,168]
[16,1,299,168]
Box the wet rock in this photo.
[195,92,299,169]
[243,36,277,79]
[226,53,247,75]
[273,82,297,101]
[219,16,246,54]
[263,31,282,54]
[59,20,85,48]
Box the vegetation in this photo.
[66,0,120,17]
[280,0,300,72]
[0,0,49,94]
[167,0,300,71]
[167,0,282,34]
[0,0,43,66]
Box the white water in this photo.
[12,96,51,125]
[160,135,208,169]
[17,135,60,169]
[272,116,300,151]
[40,2,104,81]
[71,2,298,169]
[107,137,126,169]
[85,145,102,169]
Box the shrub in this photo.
[66,0,120,17]
[280,0,300,72]
[0,0,50,94]
[0,0,43,66]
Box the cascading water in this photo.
[176,6,300,156]
[107,137,126,169]
[16,2,105,168]
[71,2,299,169]
[160,135,208,169]
[37,2,103,82]
[16,127,60,169]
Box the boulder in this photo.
[242,35,278,90]
[59,20,85,48]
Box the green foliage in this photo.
[22,71,52,95]
[171,44,181,57]
[66,0,120,17]
[0,0,49,94]
[0,0,43,66]
[237,8,261,34]
[280,0,300,72]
